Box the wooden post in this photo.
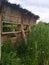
[0,14,2,60]
[16,24,21,42]
[21,24,27,45]
[26,25,29,31]
[0,1,2,60]
[18,24,22,31]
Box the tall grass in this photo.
[1,22,49,65]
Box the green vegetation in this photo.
[1,22,49,65]
[29,22,49,65]
[3,22,18,32]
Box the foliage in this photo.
[3,22,18,32]
[1,22,49,65]
[29,22,49,65]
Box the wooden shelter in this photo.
[0,0,39,45]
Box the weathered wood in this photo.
[0,14,2,60]
[2,15,21,23]
[21,24,27,45]
[2,31,21,34]
[1,0,39,47]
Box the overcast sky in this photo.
[8,0,49,23]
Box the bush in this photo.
[29,22,49,65]
[1,22,49,65]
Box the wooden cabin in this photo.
[0,0,39,45]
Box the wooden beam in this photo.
[2,31,21,34]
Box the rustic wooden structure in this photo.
[0,0,39,59]
[0,0,39,46]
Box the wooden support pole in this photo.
[26,25,29,31]
[21,24,27,45]
[18,24,22,31]
[0,14,2,60]
[0,1,2,60]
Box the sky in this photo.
[8,0,49,23]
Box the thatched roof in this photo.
[1,0,39,20]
